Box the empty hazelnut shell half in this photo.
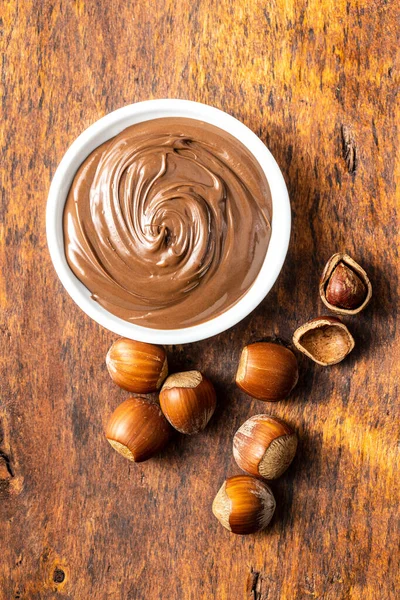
[293,316,355,366]
[212,475,276,535]
[233,415,297,479]
[320,253,372,315]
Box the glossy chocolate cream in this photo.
[63,118,272,329]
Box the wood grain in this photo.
[1,1,399,598]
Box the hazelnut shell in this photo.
[236,342,298,401]
[105,397,173,462]
[320,253,372,315]
[293,316,355,366]
[212,475,276,535]
[106,338,168,393]
[233,415,297,479]
[160,371,216,434]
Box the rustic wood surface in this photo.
[1,1,399,598]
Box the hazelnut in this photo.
[233,415,297,479]
[236,342,298,401]
[320,253,372,315]
[106,338,168,393]
[293,316,355,366]
[159,371,216,434]
[105,397,173,462]
[212,475,276,535]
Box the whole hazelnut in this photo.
[212,475,276,535]
[236,342,298,401]
[233,415,297,479]
[106,338,168,393]
[320,253,372,315]
[105,397,173,462]
[159,371,216,434]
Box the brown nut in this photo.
[233,415,297,480]
[159,371,216,434]
[320,253,372,315]
[106,338,168,393]
[212,475,276,535]
[293,316,355,366]
[105,397,173,462]
[236,342,298,401]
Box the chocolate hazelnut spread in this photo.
[63,118,272,329]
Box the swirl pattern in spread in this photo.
[63,118,272,328]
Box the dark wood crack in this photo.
[0,451,14,480]
[341,125,357,173]
[247,567,261,600]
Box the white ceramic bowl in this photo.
[46,99,290,344]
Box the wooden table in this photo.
[1,1,399,598]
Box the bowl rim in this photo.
[46,99,291,344]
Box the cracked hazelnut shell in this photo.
[293,316,355,366]
[320,253,372,315]
[233,415,297,480]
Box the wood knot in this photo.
[53,568,65,584]
[40,548,68,591]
